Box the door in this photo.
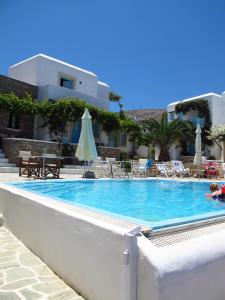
[71,120,81,143]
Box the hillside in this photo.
[125,108,166,121]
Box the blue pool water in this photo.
[10,180,225,229]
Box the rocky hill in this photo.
[125,109,166,121]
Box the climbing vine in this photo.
[175,99,212,145]
[0,93,137,134]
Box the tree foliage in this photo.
[207,125,225,142]
[140,112,194,161]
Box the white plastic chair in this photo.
[92,157,109,177]
[156,163,174,177]
[131,159,148,177]
[171,160,190,177]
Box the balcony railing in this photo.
[189,117,205,127]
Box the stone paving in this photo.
[0,173,82,183]
[0,227,85,300]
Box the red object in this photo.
[222,186,225,194]
[205,162,218,177]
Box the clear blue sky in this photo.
[1,0,225,111]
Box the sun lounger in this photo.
[171,160,190,177]
[156,163,174,177]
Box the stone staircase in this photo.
[0,149,84,175]
[0,149,18,173]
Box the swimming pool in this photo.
[10,179,225,229]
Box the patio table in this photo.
[108,160,131,178]
[31,155,64,179]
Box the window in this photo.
[120,132,127,146]
[8,113,20,129]
[60,77,74,89]
[178,112,184,120]
[168,111,175,121]
[108,133,118,147]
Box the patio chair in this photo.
[131,159,148,177]
[43,153,61,178]
[18,151,41,178]
[171,160,190,177]
[112,161,131,178]
[92,157,109,177]
[156,163,174,177]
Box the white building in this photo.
[8,54,110,143]
[167,91,225,160]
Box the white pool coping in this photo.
[2,177,225,299]
[7,178,225,234]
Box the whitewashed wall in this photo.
[167,92,225,161]
[8,56,38,86]
[137,231,225,300]
[38,85,109,110]
[1,184,225,300]
[9,54,110,101]
[0,185,133,300]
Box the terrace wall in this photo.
[63,144,120,165]
[2,138,120,163]
[3,138,62,163]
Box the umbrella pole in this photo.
[84,161,87,178]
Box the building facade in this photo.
[109,109,165,158]
[0,75,38,147]
[8,54,110,144]
[167,92,225,160]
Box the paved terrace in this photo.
[0,227,84,300]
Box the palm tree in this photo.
[141,112,194,161]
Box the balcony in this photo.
[38,84,109,110]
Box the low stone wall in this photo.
[97,146,120,160]
[3,138,62,163]
[64,144,120,164]
[3,138,120,164]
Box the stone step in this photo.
[0,162,16,167]
[63,165,85,169]
[0,158,9,163]
[61,168,84,175]
[0,153,5,158]
[0,167,18,173]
